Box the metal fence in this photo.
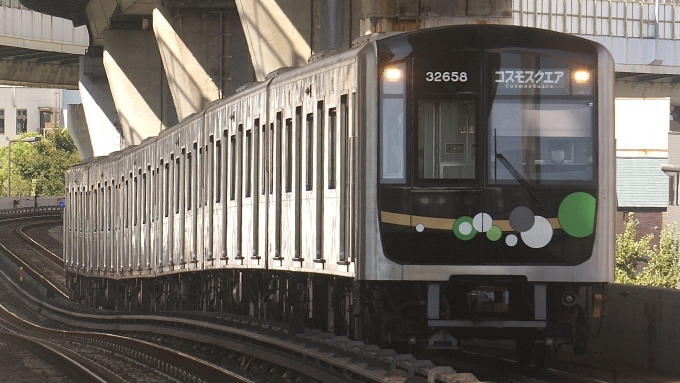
[514,0,680,40]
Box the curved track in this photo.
[11,210,662,383]
[0,214,67,298]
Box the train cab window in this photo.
[380,63,406,184]
[417,100,476,180]
[487,51,595,185]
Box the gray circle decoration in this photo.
[509,206,535,232]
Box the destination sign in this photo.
[494,70,568,89]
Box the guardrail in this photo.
[0,206,63,216]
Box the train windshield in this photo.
[487,51,596,185]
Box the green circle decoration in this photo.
[558,192,596,238]
[453,216,476,240]
[486,226,502,241]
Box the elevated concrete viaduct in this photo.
[8,0,680,160]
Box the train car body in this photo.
[65,25,614,362]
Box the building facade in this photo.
[0,86,80,145]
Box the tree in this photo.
[637,222,680,288]
[3,126,81,196]
[615,213,652,285]
[615,212,680,288]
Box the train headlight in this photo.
[381,63,405,95]
[572,70,590,84]
[384,67,403,82]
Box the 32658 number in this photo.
[426,71,468,82]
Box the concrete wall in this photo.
[591,284,680,375]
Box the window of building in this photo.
[0,109,4,134]
[16,109,27,134]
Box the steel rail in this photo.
[0,215,69,299]
[0,301,254,383]
[17,220,64,267]
[0,331,108,383]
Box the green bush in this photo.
[615,212,680,288]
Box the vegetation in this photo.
[615,212,680,288]
[0,125,81,197]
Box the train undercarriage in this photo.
[66,270,604,366]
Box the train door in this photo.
[419,100,476,180]
[414,98,483,264]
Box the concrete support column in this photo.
[153,1,220,121]
[77,54,122,160]
[234,0,312,81]
[103,29,175,146]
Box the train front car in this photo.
[370,25,614,363]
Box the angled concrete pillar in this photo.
[235,0,311,80]
[153,1,220,121]
[103,29,176,146]
[77,54,122,159]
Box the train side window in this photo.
[100,186,105,231]
[164,162,169,217]
[133,176,138,226]
[328,108,337,190]
[261,123,266,196]
[275,112,283,197]
[306,113,313,191]
[175,157,180,214]
[246,129,252,198]
[317,101,325,191]
[187,151,192,211]
[101,186,105,231]
[200,143,207,206]
[254,118,260,198]
[285,118,292,193]
[269,122,274,195]
[208,136,214,206]
[215,139,222,203]
[295,107,302,193]
[222,130,228,203]
[107,184,112,231]
[93,188,97,232]
[125,180,129,228]
[230,134,236,200]
[142,173,147,224]
[199,146,204,206]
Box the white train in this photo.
[65,24,614,364]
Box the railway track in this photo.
[0,214,68,298]
[6,211,671,383]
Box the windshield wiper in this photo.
[495,153,549,209]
